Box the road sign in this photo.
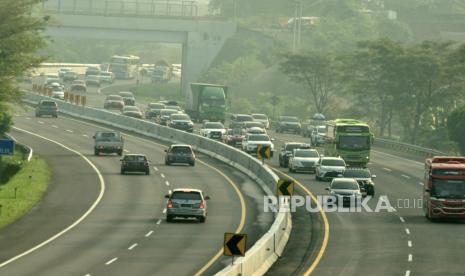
[0,139,15,156]
[277,179,294,196]
[257,144,271,160]
[224,233,247,257]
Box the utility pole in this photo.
[292,1,303,52]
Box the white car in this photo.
[98,71,115,84]
[311,125,326,146]
[51,91,65,100]
[252,113,270,129]
[288,149,320,173]
[325,178,362,206]
[200,121,226,140]
[315,157,346,181]
[242,133,274,155]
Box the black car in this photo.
[165,144,196,166]
[120,154,150,175]
[85,66,101,76]
[168,113,194,132]
[276,116,301,134]
[278,142,311,167]
[342,167,376,196]
[145,103,166,119]
[35,100,58,117]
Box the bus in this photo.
[423,157,465,220]
[108,55,140,79]
[324,119,373,166]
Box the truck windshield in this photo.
[338,136,370,150]
[201,87,225,107]
[431,179,465,199]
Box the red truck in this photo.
[423,156,465,220]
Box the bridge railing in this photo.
[42,0,199,17]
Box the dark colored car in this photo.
[85,66,101,76]
[229,114,254,129]
[63,71,78,81]
[104,95,125,110]
[122,106,143,119]
[145,103,165,119]
[168,113,194,132]
[35,100,58,117]
[85,75,101,87]
[165,144,196,166]
[157,109,179,125]
[165,188,210,223]
[120,154,150,175]
[223,128,244,147]
[276,116,301,134]
[118,91,135,106]
[278,142,311,167]
[342,167,376,196]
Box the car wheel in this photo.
[189,161,195,167]
[198,216,206,223]
[166,215,173,223]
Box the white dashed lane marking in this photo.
[165,181,170,186]
[105,257,118,265]
[38,121,44,124]
[405,228,410,235]
[52,125,58,128]
[400,217,405,223]
[145,231,154,237]
[408,241,412,247]
[163,208,167,214]
[153,167,159,171]
[405,270,411,276]
[408,254,412,262]
[156,219,162,225]
[128,243,138,250]
[401,174,411,179]
[383,167,392,172]
[418,182,424,186]
[160,173,165,178]
[65,129,73,133]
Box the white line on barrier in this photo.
[128,243,138,250]
[0,127,106,268]
[105,257,118,265]
[145,230,153,237]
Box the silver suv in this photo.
[165,189,210,223]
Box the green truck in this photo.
[186,83,228,123]
[324,119,374,167]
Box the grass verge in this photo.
[101,82,183,104]
[0,155,50,230]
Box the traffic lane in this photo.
[0,127,101,264]
[3,116,167,276]
[12,114,256,275]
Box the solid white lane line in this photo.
[401,174,411,179]
[408,254,413,262]
[128,243,138,250]
[408,240,412,247]
[163,208,167,214]
[153,166,158,171]
[160,173,165,178]
[405,228,410,235]
[66,129,73,133]
[400,216,405,223]
[418,182,424,186]
[165,181,170,186]
[383,167,392,172]
[1,127,106,268]
[156,219,162,225]
[105,257,118,265]
[145,230,154,237]
[52,125,58,128]
[405,270,411,276]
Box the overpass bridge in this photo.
[41,0,236,94]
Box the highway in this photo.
[0,111,272,275]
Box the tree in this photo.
[448,105,465,155]
[279,51,340,115]
[0,0,48,135]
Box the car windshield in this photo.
[161,110,177,116]
[295,150,319,158]
[236,115,254,122]
[171,146,192,154]
[281,116,299,122]
[229,128,242,135]
[95,132,121,141]
[124,155,146,161]
[285,144,305,151]
[322,159,345,166]
[344,170,371,178]
[171,191,201,200]
[252,114,268,120]
[204,122,224,129]
[245,122,264,128]
[171,114,190,120]
[332,181,359,190]
[248,135,270,141]
[317,126,325,133]
[40,101,56,106]
[124,107,139,112]
[431,179,465,199]
[149,103,165,109]
[107,95,122,101]
[119,92,134,98]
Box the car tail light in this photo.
[167,201,173,209]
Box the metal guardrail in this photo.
[23,91,291,275]
[375,138,448,157]
[42,0,199,17]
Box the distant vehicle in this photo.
[165,105,183,112]
[289,149,320,173]
[252,113,270,129]
[164,144,196,166]
[120,154,150,175]
[242,121,266,133]
[276,116,301,134]
[48,82,64,92]
[242,133,274,156]
[58,68,72,78]
[223,128,244,147]
[118,91,135,106]
[122,106,143,119]
[98,71,115,84]
[104,95,125,110]
[165,188,209,223]
[44,76,61,87]
[311,126,326,146]
[85,66,101,76]
[199,121,226,140]
[324,119,374,167]
[93,131,124,156]
[157,109,179,125]
[109,55,140,79]
[186,83,228,123]
[423,156,465,220]
[151,59,172,83]
[145,102,166,119]
[35,100,58,118]
[63,71,78,81]
[245,126,267,135]
[51,91,65,100]
[315,157,346,181]
[285,17,319,30]
[342,167,376,196]
[229,114,254,129]
[85,75,101,87]
[325,178,362,207]
[302,113,326,137]
[278,142,311,168]
[172,64,181,78]
[70,82,87,94]
[168,113,194,132]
